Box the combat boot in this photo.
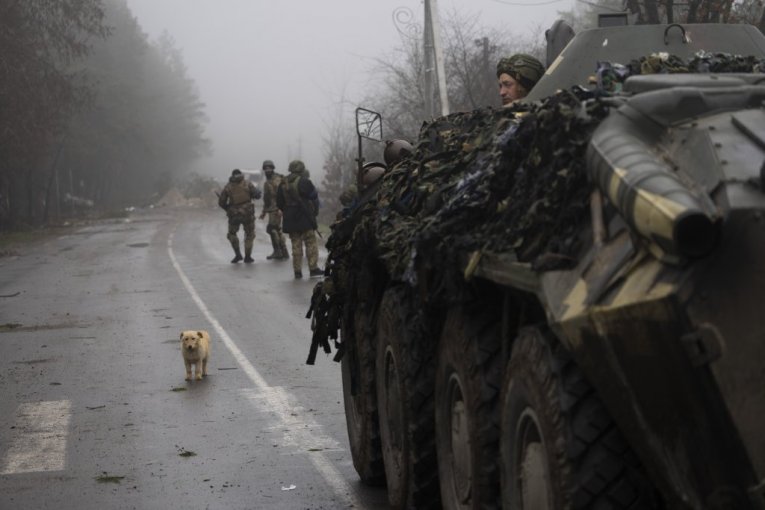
[294,271,303,279]
[231,241,242,264]
[309,268,324,278]
[267,233,280,260]
[244,248,254,264]
[278,240,289,259]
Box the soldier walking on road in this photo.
[276,160,322,279]
[218,168,262,263]
[259,160,289,260]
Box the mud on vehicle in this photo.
[307,22,765,510]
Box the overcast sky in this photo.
[125,0,574,182]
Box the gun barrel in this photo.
[584,89,737,260]
[587,122,717,259]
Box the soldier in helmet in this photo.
[383,139,413,168]
[276,160,323,279]
[218,168,262,263]
[258,160,289,260]
[496,53,545,106]
[337,140,413,214]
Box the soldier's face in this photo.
[498,73,527,105]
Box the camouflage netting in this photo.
[306,51,765,364]
[595,50,765,92]
[349,91,606,282]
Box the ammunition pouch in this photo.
[266,223,275,234]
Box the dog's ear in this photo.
[197,331,203,338]
[180,332,184,340]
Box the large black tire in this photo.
[435,308,503,510]
[501,326,661,509]
[375,287,440,509]
[341,298,385,485]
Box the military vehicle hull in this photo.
[471,78,765,507]
[309,23,765,510]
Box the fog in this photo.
[125,0,572,183]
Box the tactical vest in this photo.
[229,180,251,206]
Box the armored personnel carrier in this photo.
[308,22,765,510]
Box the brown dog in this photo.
[180,330,210,381]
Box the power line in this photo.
[489,0,567,6]
[575,0,628,12]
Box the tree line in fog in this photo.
[0,0,209,227]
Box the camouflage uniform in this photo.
[276,160,322,279]
[218,169,261,263]
[260,161,289,260]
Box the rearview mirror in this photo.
[356,107,383,142]
[355,107,383,190]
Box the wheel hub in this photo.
[342,354,363,438]
[517,409,551,510]
[383,346,404,471]
[448,373,472,504]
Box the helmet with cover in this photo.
[496,53,545,91]
[383,139,414,167]
[288,160,306,174]
[361,162,386,187]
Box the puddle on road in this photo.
[95,474,125,484]
[0,322,88,334]
[12,358,56,365]
[65,227,138,236]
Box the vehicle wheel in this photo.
[435,308,502,510]
[376,286,440,509]
[341,300,385,485]
[501,326,660,509]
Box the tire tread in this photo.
[506,327,660,510]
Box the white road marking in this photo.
[167,232,359,506]
[1,400,72,474]
[241,387,342,451]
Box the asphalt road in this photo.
[0,207,389,510]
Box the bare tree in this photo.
[319,97,358,223]
[558,0,636,30]
[728,0,765,31]
[561,0,741,27]
[362,7,543,140]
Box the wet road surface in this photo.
[0,207,390,509]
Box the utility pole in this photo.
[424,0,450,117]
[423,1,434,119]
[480,36,491,104]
